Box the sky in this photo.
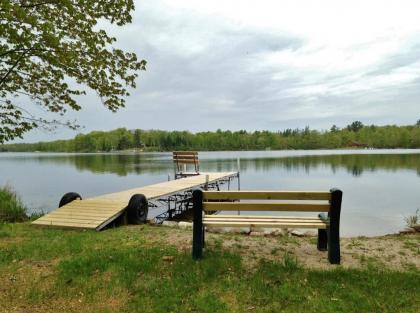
[16,0,420,142]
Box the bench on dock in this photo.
[192,189,343,264]
[173,151,200,179]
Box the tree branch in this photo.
[0,49,31,87]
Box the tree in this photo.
[330,125,339,133]
[416,119,420,127]
[0,1,146,143]
[346,121,364,132]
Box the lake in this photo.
[1,150,419,236]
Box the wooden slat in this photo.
[203,202,330,212]
[44,211,120,218]
[35,216,104,224]
[203,191,331,201]
[204,218,326,224]
[204,217,325,223]
[63,204,125,209]
[32,220,98,228]
[204,221,327,229]
[206,214,321,220]
[173,151,198,156]
[52,208,122,214]
[173,159,199,164]
[173,155,198,160]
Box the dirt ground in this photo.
[160,226,420,270]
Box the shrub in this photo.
[0,185,28,223]
[404,209,419,228]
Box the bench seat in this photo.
[203,214,328,229]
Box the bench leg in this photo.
[192,189,204,259]
[328,226,340,264]
[327,188,342,264]
[193,225,203,259]
[317,229,328,251]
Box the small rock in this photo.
[178,221,193,229]
[226,227,250,234]
[206,226,224,233]
[270,229,286,236]
[249,231,264,237]
[162,221,178,227]
[162,256,175,262]
[147,219,157,225]
[290,230,305,237]
[304,230,317,237]
[399,227,416,234]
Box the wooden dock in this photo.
[32,172,237,231]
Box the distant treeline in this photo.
[1,121,420,152]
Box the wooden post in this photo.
[204,174,209,191]
[237,158,241,191]
[328,188,342,264]
[192,189,204,259]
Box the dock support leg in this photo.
[192,189,204,259]
[328,189,342,264]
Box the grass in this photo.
[0,223,419,313]
[0,185,28,223]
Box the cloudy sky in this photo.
[19,0,420,142]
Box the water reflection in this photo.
[5,152,417,177]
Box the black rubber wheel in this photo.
[126,194,148,224]
[59,192,82,207]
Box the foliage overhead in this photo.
[0,0,146,143]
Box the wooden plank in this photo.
[35,217,104,224]
[203,202,331,212]
[58,205,124,211]
[173,151,198,156]
[204,221,327,229]
[206,214,322,220]
[204,217,326,223]
[51,208,122,214]
[44,211,120,218]
[173,155,198,160]
[32,220,98,229]
[203,191,332,201]
[176,159,198,164]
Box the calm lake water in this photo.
[1,150,419,236]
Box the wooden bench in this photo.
[173,151,200,179]
[192,189,343,264]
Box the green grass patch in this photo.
[0,223,419,313]
[0,185,28,223]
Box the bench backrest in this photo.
[201,190,336,213]
[173,151,200,174]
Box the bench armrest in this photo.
[318,212,328,221]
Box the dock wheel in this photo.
[59,192,82,207]
[127,194,148,224]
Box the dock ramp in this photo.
[32,172,238,231]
